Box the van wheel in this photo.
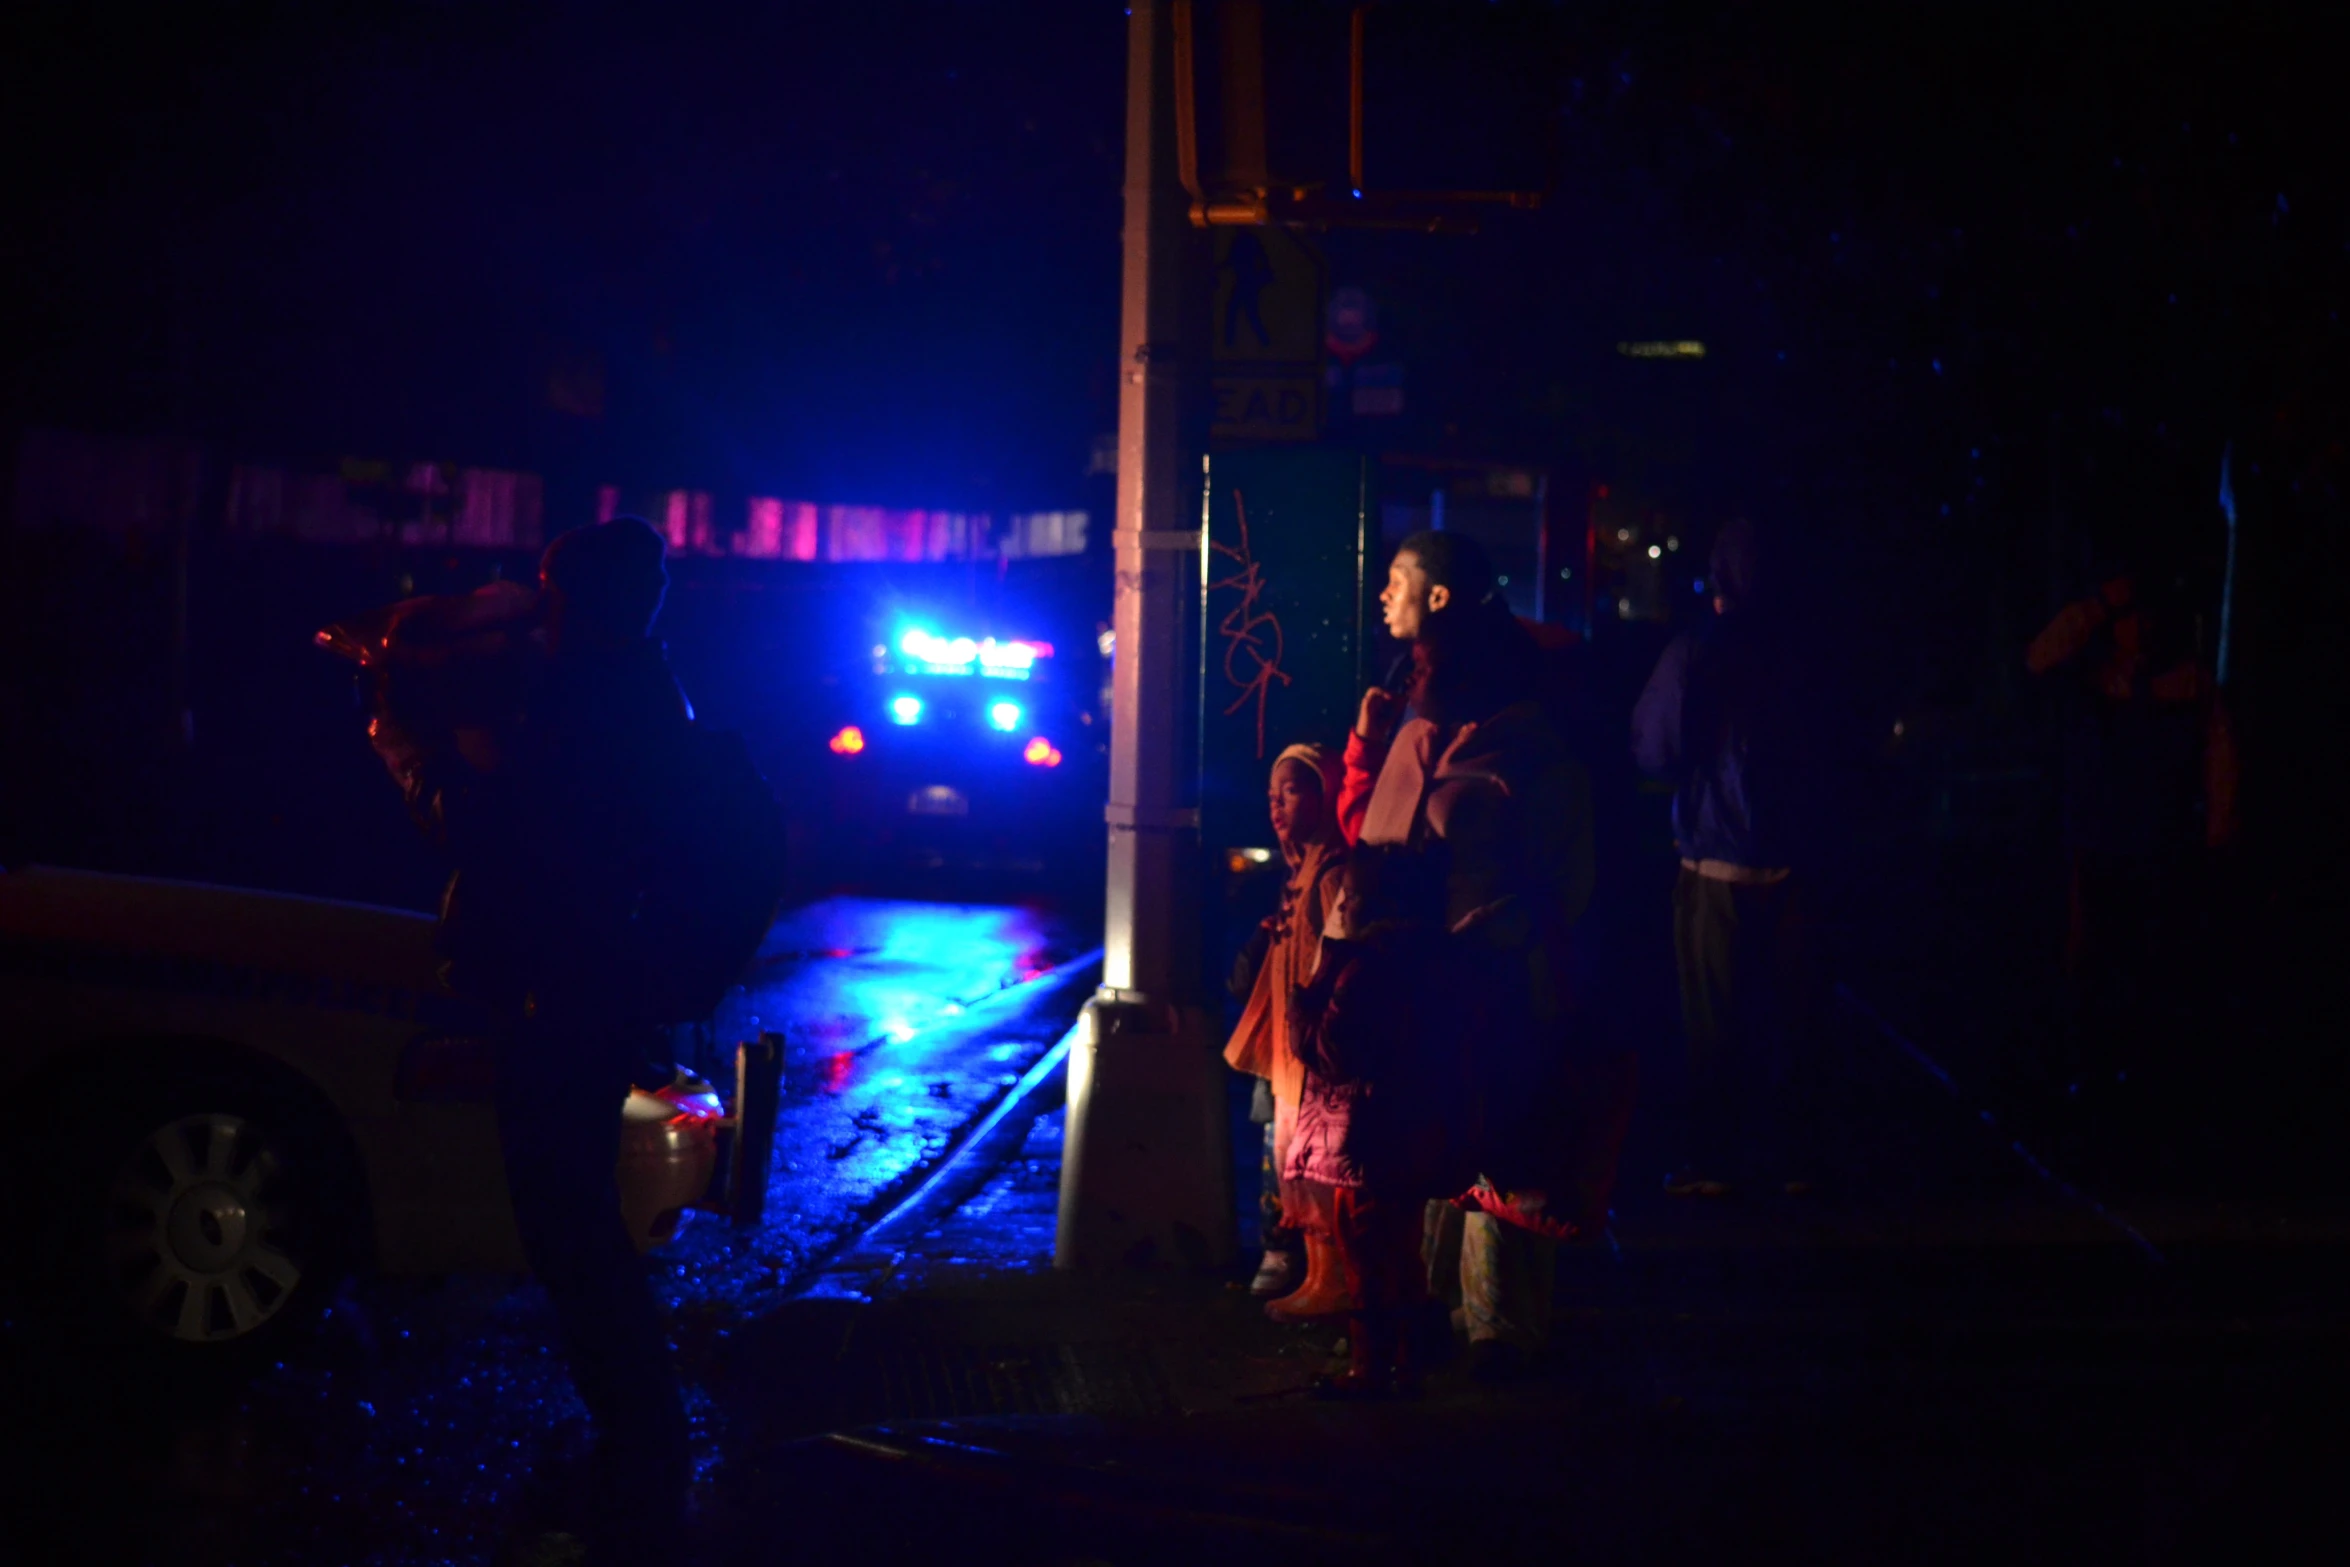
[105,1110,314,1345]
[53,1075,362,1382]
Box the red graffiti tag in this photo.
[1208,490,1290,759]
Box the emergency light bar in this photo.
[894,626,1054,680]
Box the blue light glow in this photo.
[889,695,924,725]
[988,701,1022,732]
[978,640,1037,675]
[893,625,1046,680]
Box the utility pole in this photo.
[1056,0,1230,1272]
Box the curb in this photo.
[794,956,1095,1300]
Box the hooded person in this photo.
[1223,742,1355,1319]
[352,517,697,1561]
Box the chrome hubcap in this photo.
[108,1113,303,1343]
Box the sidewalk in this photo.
[695,999,2350,1565]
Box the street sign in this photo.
[1212,374,1320,441]
[1211,228,1322,362]
[1324,286,1379,364]
[1210,227,1325,443]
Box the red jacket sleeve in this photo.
[1338,730,1385,847]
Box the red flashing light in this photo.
[659,1087,726,1127]
[822,1050,855,1094]
[828,725,867,756]
[1022,736,1063,768]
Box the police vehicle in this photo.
[815,618,1105,876]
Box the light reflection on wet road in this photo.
[678,895,1095,1306]
[30,893,1096,1567]
[726,896,1081,1058]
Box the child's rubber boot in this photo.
[1266,1233,1356,1322]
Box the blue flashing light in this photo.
[978,640,1037,676]
[893,625,1045,680]
[988,700,1023,733]
[889,694,924,725]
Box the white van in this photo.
[0,866,725,1366]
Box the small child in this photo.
[1223,744,1350,1312]
[1284,846,1474,1396]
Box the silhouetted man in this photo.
[1633,518,1818,1199]
[390,517,694,1561]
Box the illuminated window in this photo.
[446,468,543,547]
[827,505,892,561]
[740,497,784,559]
[998,511,1090,559]
[989,701,1023,732]
[660,490,716,555]
[889,695,924,725]
[739,497,822,560]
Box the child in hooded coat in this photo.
[1224,743,1353,1318]
[1285,846,1478,1395]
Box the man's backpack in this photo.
[628,725,790,1025]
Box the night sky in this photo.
[4,1,1128,510]
[4,0,2343,767]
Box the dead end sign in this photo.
[1211,227,1324,442]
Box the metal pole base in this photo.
[1054,990,1233,1272]
[727,1032,784,1229]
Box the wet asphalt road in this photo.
[1,892,1097,1567]
[12,887,2342,1565]
[689,893,1096,1299]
